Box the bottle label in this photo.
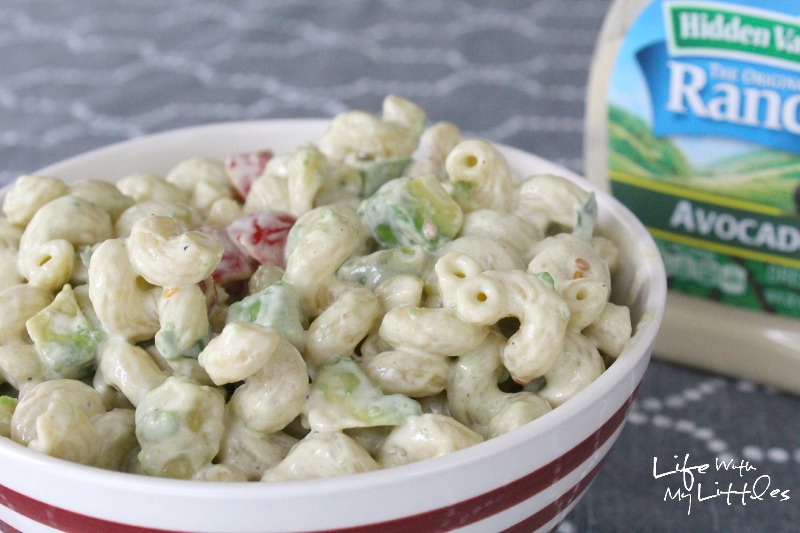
[608,0,800,318]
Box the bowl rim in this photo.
[0,118,668,499]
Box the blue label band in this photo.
[637,41,800,154]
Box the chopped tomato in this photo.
[224,150,272,198]
[226,211,296,269]
[198,226,255,286]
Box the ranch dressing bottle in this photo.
[585,0,800,393]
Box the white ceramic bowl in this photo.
[0,120,667,533]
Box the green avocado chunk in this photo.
[359,173,463,251]
[26,284,99,380]
[305,357,422,431]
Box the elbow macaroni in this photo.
[127,215,223,288]
[447,331,552,438]
[18,195,112,291]
[455,270,571,384]
[0,95,634,482]
[89,238,161,342]
[446,139,515,212]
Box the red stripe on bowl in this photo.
[0,486,178,533]
[329,389,637,533]
[0,390,636,533]
[0,517,25,533]
[500,457,606,533]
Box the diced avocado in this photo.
[573,193,597,241]
[0,396,18,438]
[26,284,99,380]
[337,245,429,289]
[226,281,306,351]
[305,357,422,431]
[359,174,463,251]
[155,324,210,360]
[356,158,410,197]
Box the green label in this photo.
[666,2,800,68]
[612,177,800,269]
[612,177,800,316]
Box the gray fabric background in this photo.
[1,1,798,531]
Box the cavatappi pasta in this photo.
[0,96,633,481]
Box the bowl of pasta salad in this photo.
[0,96,666,533]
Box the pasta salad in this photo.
[0,96,632,482]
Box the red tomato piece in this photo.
[224,150,272,198]
[198,226,256,286]
[226,211,296,268]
